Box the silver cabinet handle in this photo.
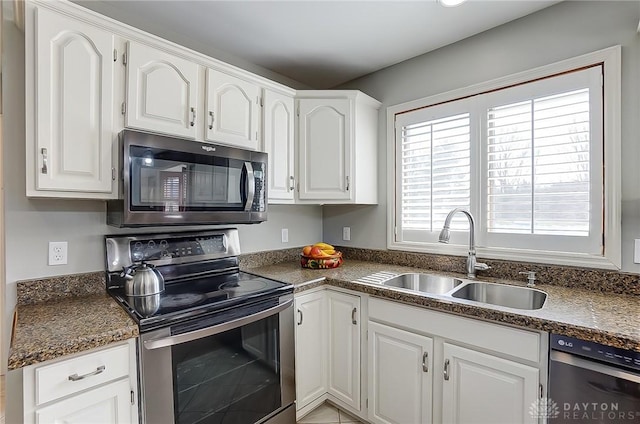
[68,365,105,382]
[297,309,303,326]
[41,148,48,174]
[289,176,295,191]
[209,111,214,130]
[190,107,196,127]
[351,307,357,325]
[444,359,450,381]
[422,352,429,373]
[346,175,350,191]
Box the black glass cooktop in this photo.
[108,271,292,332]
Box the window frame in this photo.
[386,46,621,270]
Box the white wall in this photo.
[324,1,640,273]
[1,1,322,370]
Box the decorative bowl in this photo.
[300,253,343,269]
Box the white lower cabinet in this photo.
[368,322,433,424]
[34,379,132,424]
[16,339,139,424]
[294,288,363,420]
[295,290,328,409]
[367,298,546,424]
[327,290,361,410]
[442,343,539,424]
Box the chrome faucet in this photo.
[438,208,490,279]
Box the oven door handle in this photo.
[143,298,293,350]
[551,350,640,383]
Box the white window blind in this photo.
[400,113,471,233]
[487,88,591,236]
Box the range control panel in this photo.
[551,334,640,371]
[105,228,242,273]
[130,235,225,261]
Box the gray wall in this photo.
[1,2,322,369]
[324,1,640,273]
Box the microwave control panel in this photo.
[252,164,266,212]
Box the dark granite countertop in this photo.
[244,260,640,353]
[8,274,139,370]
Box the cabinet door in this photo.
[35,379,132,424]
[126,41,198,138]
[34,7,115,194]
[327,291,360,410]
[298,98,352,201]
[368,322,433,424]
[264,90,295,203]
[294,291,327,410]
[205,69,260,150]
[442,343,539,424]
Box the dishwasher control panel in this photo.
[551,334,640,371]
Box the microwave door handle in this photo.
[143,298,293,350]
[243,162,255,211]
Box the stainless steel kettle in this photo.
[120,262,165,297]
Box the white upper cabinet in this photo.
[298,98,351,201]
[264,90,295,203]
[297,91,380,204]
[205,69,261,150]
[27,6,116,197]
[125,41,199,139]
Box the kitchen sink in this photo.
[451,281,547,310]
[381,273,464,295]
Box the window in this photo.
[388,47,621,269]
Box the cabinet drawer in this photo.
[35,343,130,405]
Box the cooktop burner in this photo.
[109,271,291,331]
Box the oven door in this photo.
[139,295,294,424]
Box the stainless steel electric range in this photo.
[105,228,295,424]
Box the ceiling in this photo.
[74,0,560,89]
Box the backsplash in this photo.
[16,272,105,306]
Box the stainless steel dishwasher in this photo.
[548,334,640,423]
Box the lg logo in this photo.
[558,339,574,348]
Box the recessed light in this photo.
[439,0,468,7]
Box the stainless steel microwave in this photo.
[107,130,267,227]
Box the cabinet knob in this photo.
[289,176,295,191]
[351,307,357,325]
[297,309,303,326]
[209,111,215,130]
[444,359,450,381]
[346,176,350,191]
[190,107,196,127]
[422,352,429,373]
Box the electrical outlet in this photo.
[343,227,351,241]
[281,228,289,243]
[48,241,68,266]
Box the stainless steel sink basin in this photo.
[382,273,464,295]
[451,282,547,310]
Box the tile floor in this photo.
[297,402,365,424]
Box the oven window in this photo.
[172,315,282,424]
[129,146,245,211]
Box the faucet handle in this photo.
[475,262,491,271]
[519,271,537,287]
